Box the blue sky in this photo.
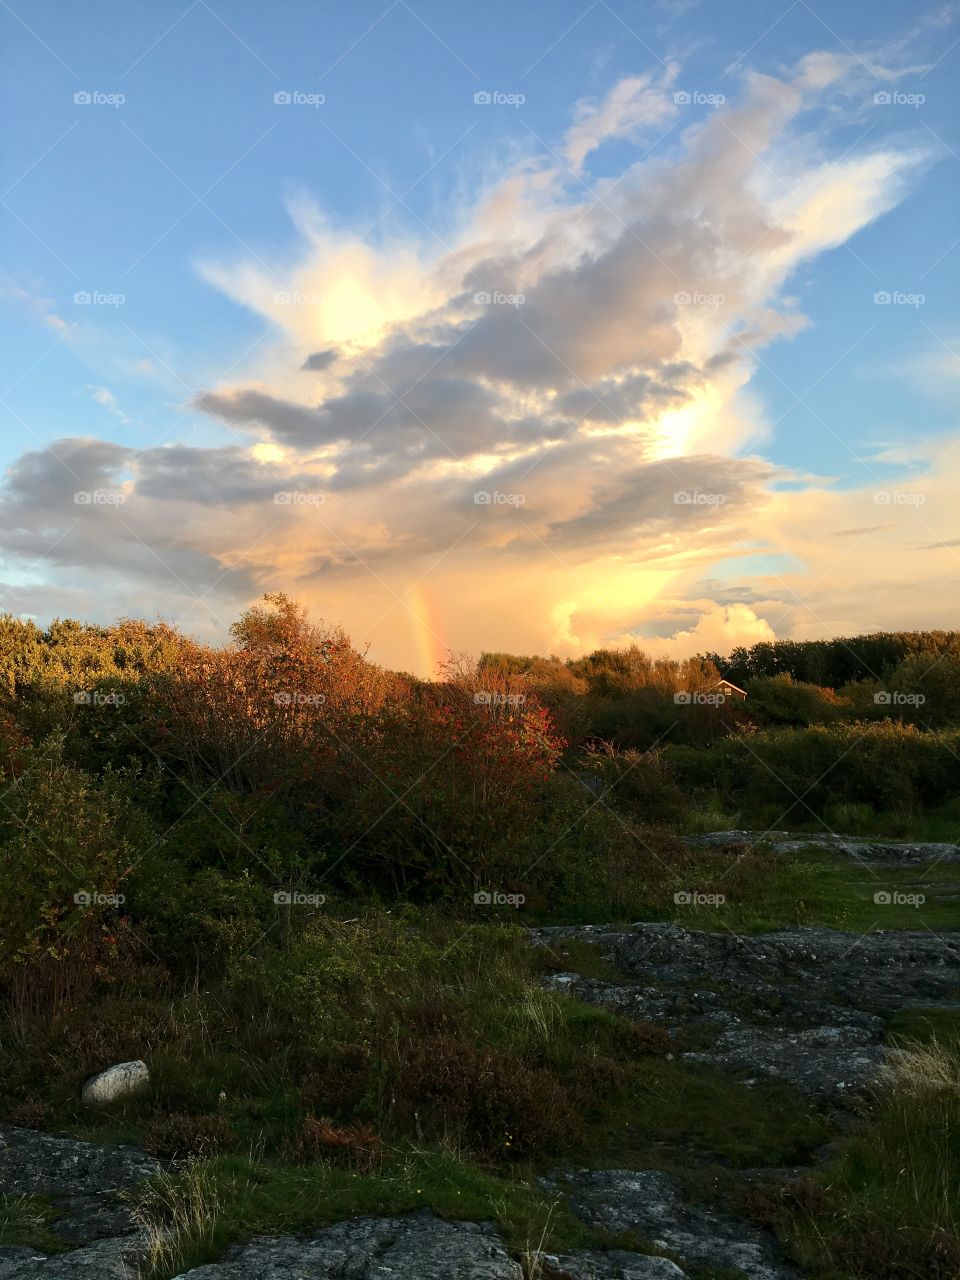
[1,1,959,670]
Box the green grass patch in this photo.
[529,844,960,934]
[773,1038,960,1279]
[531,935,625,982]
[132,1146,602,1279]
[0,1193,65,1254]
[885,1006,960,1047]
[577,1057,832,1171]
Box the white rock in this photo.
[81,1059,150,1106]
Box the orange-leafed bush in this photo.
[292,1115,382,1170]
[150,594,387,794]
[332,661,566,888]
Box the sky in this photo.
[1,0,958,675]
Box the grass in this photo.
[574,1055,832,1171]
[129,1145,693,1280]
[525,843,960,934]
[885,1007,960,1046]
[0,1193,65,1253]
[772,1038,960,1279]
[679,797,960,843]
[0,899,840,1277]
[130,1147,604,1279]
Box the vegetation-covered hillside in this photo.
[0,598,957,1279]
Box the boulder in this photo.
[81,1061,150,1107]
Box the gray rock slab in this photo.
[683,1024,888,1102]
[548,1169,798,1280]
[533,923,960,1014]
[0,1126,160,1268]
[536,1250,687,1278]
[0,1234,146,1278]
[684,831,960,865]
[0,1126,160,1200]
[174,1213,524,1279]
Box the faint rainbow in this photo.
[406,583,446,679]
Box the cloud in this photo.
[0,51,942,671]
[89,386,131,425]
[301,349,338,372]
[640,603,777,659]
[563,68,679,172]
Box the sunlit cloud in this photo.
[0,48,946,671]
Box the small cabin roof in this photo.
[713,678,748,696]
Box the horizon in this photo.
[2,0,959,676]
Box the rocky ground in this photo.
[2,835,957,1279]
[683,830,960,865]
[533,921,958,1101]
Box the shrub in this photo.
[290,1116,382,1171]
[149,593,387,796]
[667,722,960,821]
[4,1100,50,1131]
[0,738,149,1013]
[745,674,851,726]
[616,1020,673,1057]
[329,662,565,889]
[393,1033,578,1159]
[301,1045,374,1115]
[579,744,685,826]
[144,1112,237,1160]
